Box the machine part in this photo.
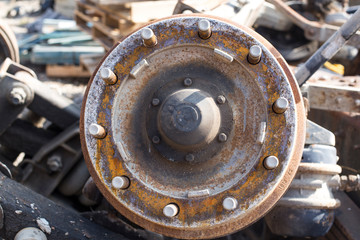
[82,177,102,204]
[14,227,47,240]
[89,123,106,139]
[223,197,238,211]
[141,28,158,47]
[247,45,262,64]
[0,23,19,63]
[272,97,289,114]
[265,121,341,237]
[163,204,179,217]
[198,19,212,39]
[46,155,62,172]
[263,156,279,170]
[21,123,82,196]
[111,176,130,190]
[81,15,306,239]
[268,0,360,47]
[0,172,130,240]
[0,160,11,178]
[0,59,80,129]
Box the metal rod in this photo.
[295,8,360,86]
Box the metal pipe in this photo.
[295,8,360,86]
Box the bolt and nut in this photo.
[223,197,238,211]
[217,95,226,104]
[89,123,106,139]
[163,203,179,217]
[100,68,117,85]
[183,78,193,87]
[152,98,160,106]
[46,155,62,172]
[248,45,262,64]
[8,87,27,105]
[141,27,157,47]
[198,19,211,39]
[263,156,279,170]
[273,97,289,114]
[112,176,130,189]
[218,133,228,142]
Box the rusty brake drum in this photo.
[80,15,306,239]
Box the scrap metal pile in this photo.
[1,0,360,239]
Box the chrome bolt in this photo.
[152,98,160,106]
[248,45,262,64]
[89,123,106,139]
[223,197,238,211]
[217,95,226,104]
[112,176,130,189]
[152,136,160,144]
[264,156,279,170]
[8,87,27,105]
[218,133,227,142]
[185,154,195,162]
[100,68,117,85]
[163,203,179,217]
[273,97,289,114]
[46,155,62,172]
[141,27,157,47]
[198,19,211,39]
[183,77,193,87]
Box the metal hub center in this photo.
[158,89,221,151]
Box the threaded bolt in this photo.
[112,176,130,189]
[248,45,262,64]
[273,97,289,114]
[141,28,157,47]
[100,68,117,85]
[198,19,211,39]
[89,123,106,139]
[163,203,179,217]
[223,197,238,211]
[264,156,279,170]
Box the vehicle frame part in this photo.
[80,15,306,239]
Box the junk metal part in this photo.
[80,15,306,239]
[0,23,19,63]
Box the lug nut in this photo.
[263,156,279,170]
[152,98,160,106]
[141,27,157,47]
[112,176,130,189]
[89,123,106,139]
[8,87,27,105]
[163,203,179,217]
[100,68,117,85]
[183,77,192,87]
[198,19,211,39]
[248,45,262,64]
[217,95,226,104]
[223,197,238,211]
[218,133,228,142]
[185,154,195,162]
[152,136,160,144]
[273,97,289,114]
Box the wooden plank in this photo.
[46,65,91,78]
[80,53,104,74]
[130,1,177,22]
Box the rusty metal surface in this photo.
[80,15,306,239]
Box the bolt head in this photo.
[223,197,238,211]
[141,27,154,40]
[9,87,27,105]
[46,155,62,172]
[100,68,117,84]
[163,204,179,217]
[89,123,106,138]
[152,136,160,144]
[248,45,262,64]
[264,156,279,170]
[273,97,289,114]
[185,154,195,162]
[112,176,130,189]
[183,78,192,87]
[152,98,160,106]
[217,95,226,104]
[218,133,227,142]
[198,19,210,32]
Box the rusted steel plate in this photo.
[80,15,305,239]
